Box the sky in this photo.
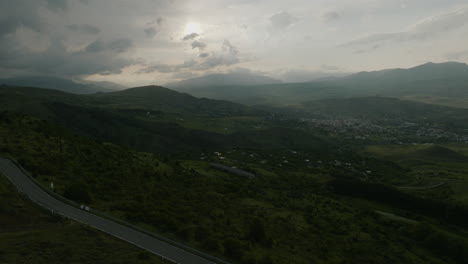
[1,0,468,86]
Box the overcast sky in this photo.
[1,0,468,86]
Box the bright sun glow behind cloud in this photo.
[184,22,202,35]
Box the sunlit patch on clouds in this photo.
[1,0,468,86]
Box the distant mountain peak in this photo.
[346,61,468,81]
[410,61,468,70]
[166,72,282,90]
[0,76,124,94]
[106,85,190,98]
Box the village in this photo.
[298,117,468,144]
[199,146,376,181]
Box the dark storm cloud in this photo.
[47,0,68,11]
[171,71,200,80]
[0,1,45,35]
[182,33,199,41]
[196,40,240,70]
[156,17,164,25]
[321,11,340,22]
[353,44,382,54]
[0,0,135,78]
[67,24,101,34]
[144,27,159,38]
[0,1,46,68]
[146,17,164,27]
[222,39,238,55]
[138,60,197,74]
[144,17,163,38]
[140,39,240,74]
[1,37,135,77]
[191,40,207,50]
[139,63,174,73]
[269,12,296,30]
[84,38,133,53]
[341,7,468,47]
[0,17,25,37]
[199,54,239,69]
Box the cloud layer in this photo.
[0,0,467,85]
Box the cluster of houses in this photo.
[198,148,377,180]
[300,118,468,144]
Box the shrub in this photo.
[223,238,244,260]
[63,181,93,203]
[201,238,222,253]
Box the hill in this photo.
[411,145,468,162]
[334,62,468,98]
[344,62,468,83]
[92,85,261,117]
[0,85,329,154]
[174,62,468,107]
[0,76,122,94]
[300,97,468,127]
[167,71,282,90]
[3,111,468,264]
[0,85,261,118]
[0,85,87,118]
[0,175,168,264]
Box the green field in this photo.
[365,144,468,204]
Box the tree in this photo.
[201,238,222,253]
[64,181,93,203]
[223,238,244,260]
[247,217,267,244]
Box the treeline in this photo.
[330,179,468,227]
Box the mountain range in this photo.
[166,71,282,90]
[3,61,468,108]
[0,76,126,94]
[169,62,468,107]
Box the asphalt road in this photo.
[397,182,446,190]
[0,158,219,264]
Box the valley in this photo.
[2,77,468,263]
[3,1,468,263]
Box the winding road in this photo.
[397,182,446,190]
[0,157,224,264]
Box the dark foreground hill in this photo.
[2,111,468,264]
[91,85,262,116]
[0,85,331,154]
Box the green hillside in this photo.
[300,97,468,128]
[0,172,168,264]
[3,112,468,264]
[92,85,262,117]
[3,82,468,263]
[0,76,123,94]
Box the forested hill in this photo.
[91,85,262,116]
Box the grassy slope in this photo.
[300,97,468,128]
[92,85,261,117]
[0,177,168,264]
[364,144,468,204]
[1,112,468,263]
[3,85,468,263]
